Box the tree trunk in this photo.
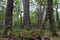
[56,5,60,29]
[3,0,14,36]
[23,0,30,29]
[37,0,47,35]
[38,5,44,27]
[47,0,58,36]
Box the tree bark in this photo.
[3,0,14,36]
[23,0,30,29]
[47,0,58,36]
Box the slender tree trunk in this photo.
[3,0,14,36]
[56,5,59,21]
[23,0,30,29]
[47,0,58,36]
[38,5,44,27]
[56,5,60,29]
[37,0,47,35]
[37,0,44,28]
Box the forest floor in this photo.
[0,28,60,40]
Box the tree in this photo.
[47,0,58,36]
[36,0,47,35]
[0,0,6,28]
[3,0,14,35]
[37,0,44,27]
[23,0,30,29]
[55,0,60,29]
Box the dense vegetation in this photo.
[0,0,60,40]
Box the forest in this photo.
[0,0,60,40]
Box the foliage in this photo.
[0,0,60,40]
